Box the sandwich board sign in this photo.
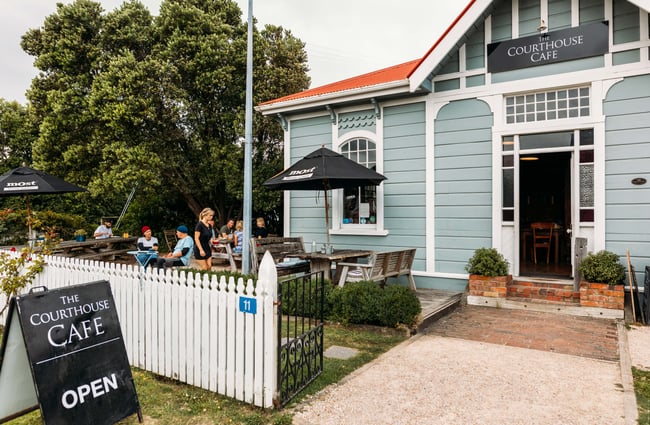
[0,280,141,424]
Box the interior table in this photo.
[287,249,374,281]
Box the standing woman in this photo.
[194,208,215,270]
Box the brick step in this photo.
[507,280,580,304]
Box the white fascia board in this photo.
[409,0,494,92]
[257,80,411,116]
[628,0,650,13]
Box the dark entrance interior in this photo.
[519,152,572,278]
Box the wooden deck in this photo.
[415,288,464,332]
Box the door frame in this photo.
[507,130,592,278]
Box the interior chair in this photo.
[530,222,554,264]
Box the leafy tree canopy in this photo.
[16,0,309,231]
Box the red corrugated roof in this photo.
[260,59,419,106]
[260,0,476,107]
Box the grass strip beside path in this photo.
[1,323,406,425]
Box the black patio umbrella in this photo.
[0,166,87,241]
[263,146,387,245]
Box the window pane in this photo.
[580,150,594,163]
[580,164,594,208]
[580,129,594,145]
[519,131,573,149]
[341,138,378,225]
[503,169,514,208]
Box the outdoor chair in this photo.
[163,229,178,252]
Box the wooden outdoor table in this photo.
[54,236,138,260]
[211,238,237,271]
[287,249,373,281]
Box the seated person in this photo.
[94,219,113,239]
[155,225,194,269]
[252,217,268,239]
[232,220,244,253]
[136,225,159,268]
[220,219,235,239]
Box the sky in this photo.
[0,1,467,104]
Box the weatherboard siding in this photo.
[383,102,427,270]
[519,0,541,36]
[580,0,604,25]
[613,0,640,45]
[434,99,494,275]
[548,0,572,30]
[491,0,513,42]
[604,74,650,280]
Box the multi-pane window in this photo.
[505,87,590,124]
[341,138,377,225]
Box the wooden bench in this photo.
[250,237,311,277]
[337,248,417,290]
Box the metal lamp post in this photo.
[242,0,254,274]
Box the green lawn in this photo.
[634,367,650,425]
[0,323,406,425]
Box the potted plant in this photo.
[73,229,87,242]
[578,250,625,310]
[465,247,511,298]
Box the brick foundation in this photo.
[507,280,580,304]
[468,274,512,298]
[579,281,624,310]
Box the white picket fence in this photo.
[0,251,279,408]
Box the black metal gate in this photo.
[275,271,325,407]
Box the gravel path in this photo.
[292,329,638,425]
[294,312,650,425]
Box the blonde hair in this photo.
[199,208,215,220]
[236,220,244,231]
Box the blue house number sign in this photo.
[239,296,257,315]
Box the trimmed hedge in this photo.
[328,281,421,328]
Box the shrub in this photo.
[578,250,626,285]
[378,285,422,327]
[328,281,421,328]
[465,247,509,277]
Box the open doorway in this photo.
[519,152,572,278]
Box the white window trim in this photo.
[330,129,387,236]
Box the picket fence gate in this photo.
[0,251,280,408]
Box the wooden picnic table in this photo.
[53,236,138,261]
[287,249,373,281]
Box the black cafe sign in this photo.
[487,21,609,73]
[0,281,140,424]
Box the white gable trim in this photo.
[409,0,493,92]
[628,0,650,13]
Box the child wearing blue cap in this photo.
[155,225,194,269]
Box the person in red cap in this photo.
[137,226,159,251]
[135,226,158,268]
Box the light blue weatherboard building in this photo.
[259,0,650,292]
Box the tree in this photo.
[0,100,38,171]
[22,0,310,229]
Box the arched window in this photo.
[340,138,378,225]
